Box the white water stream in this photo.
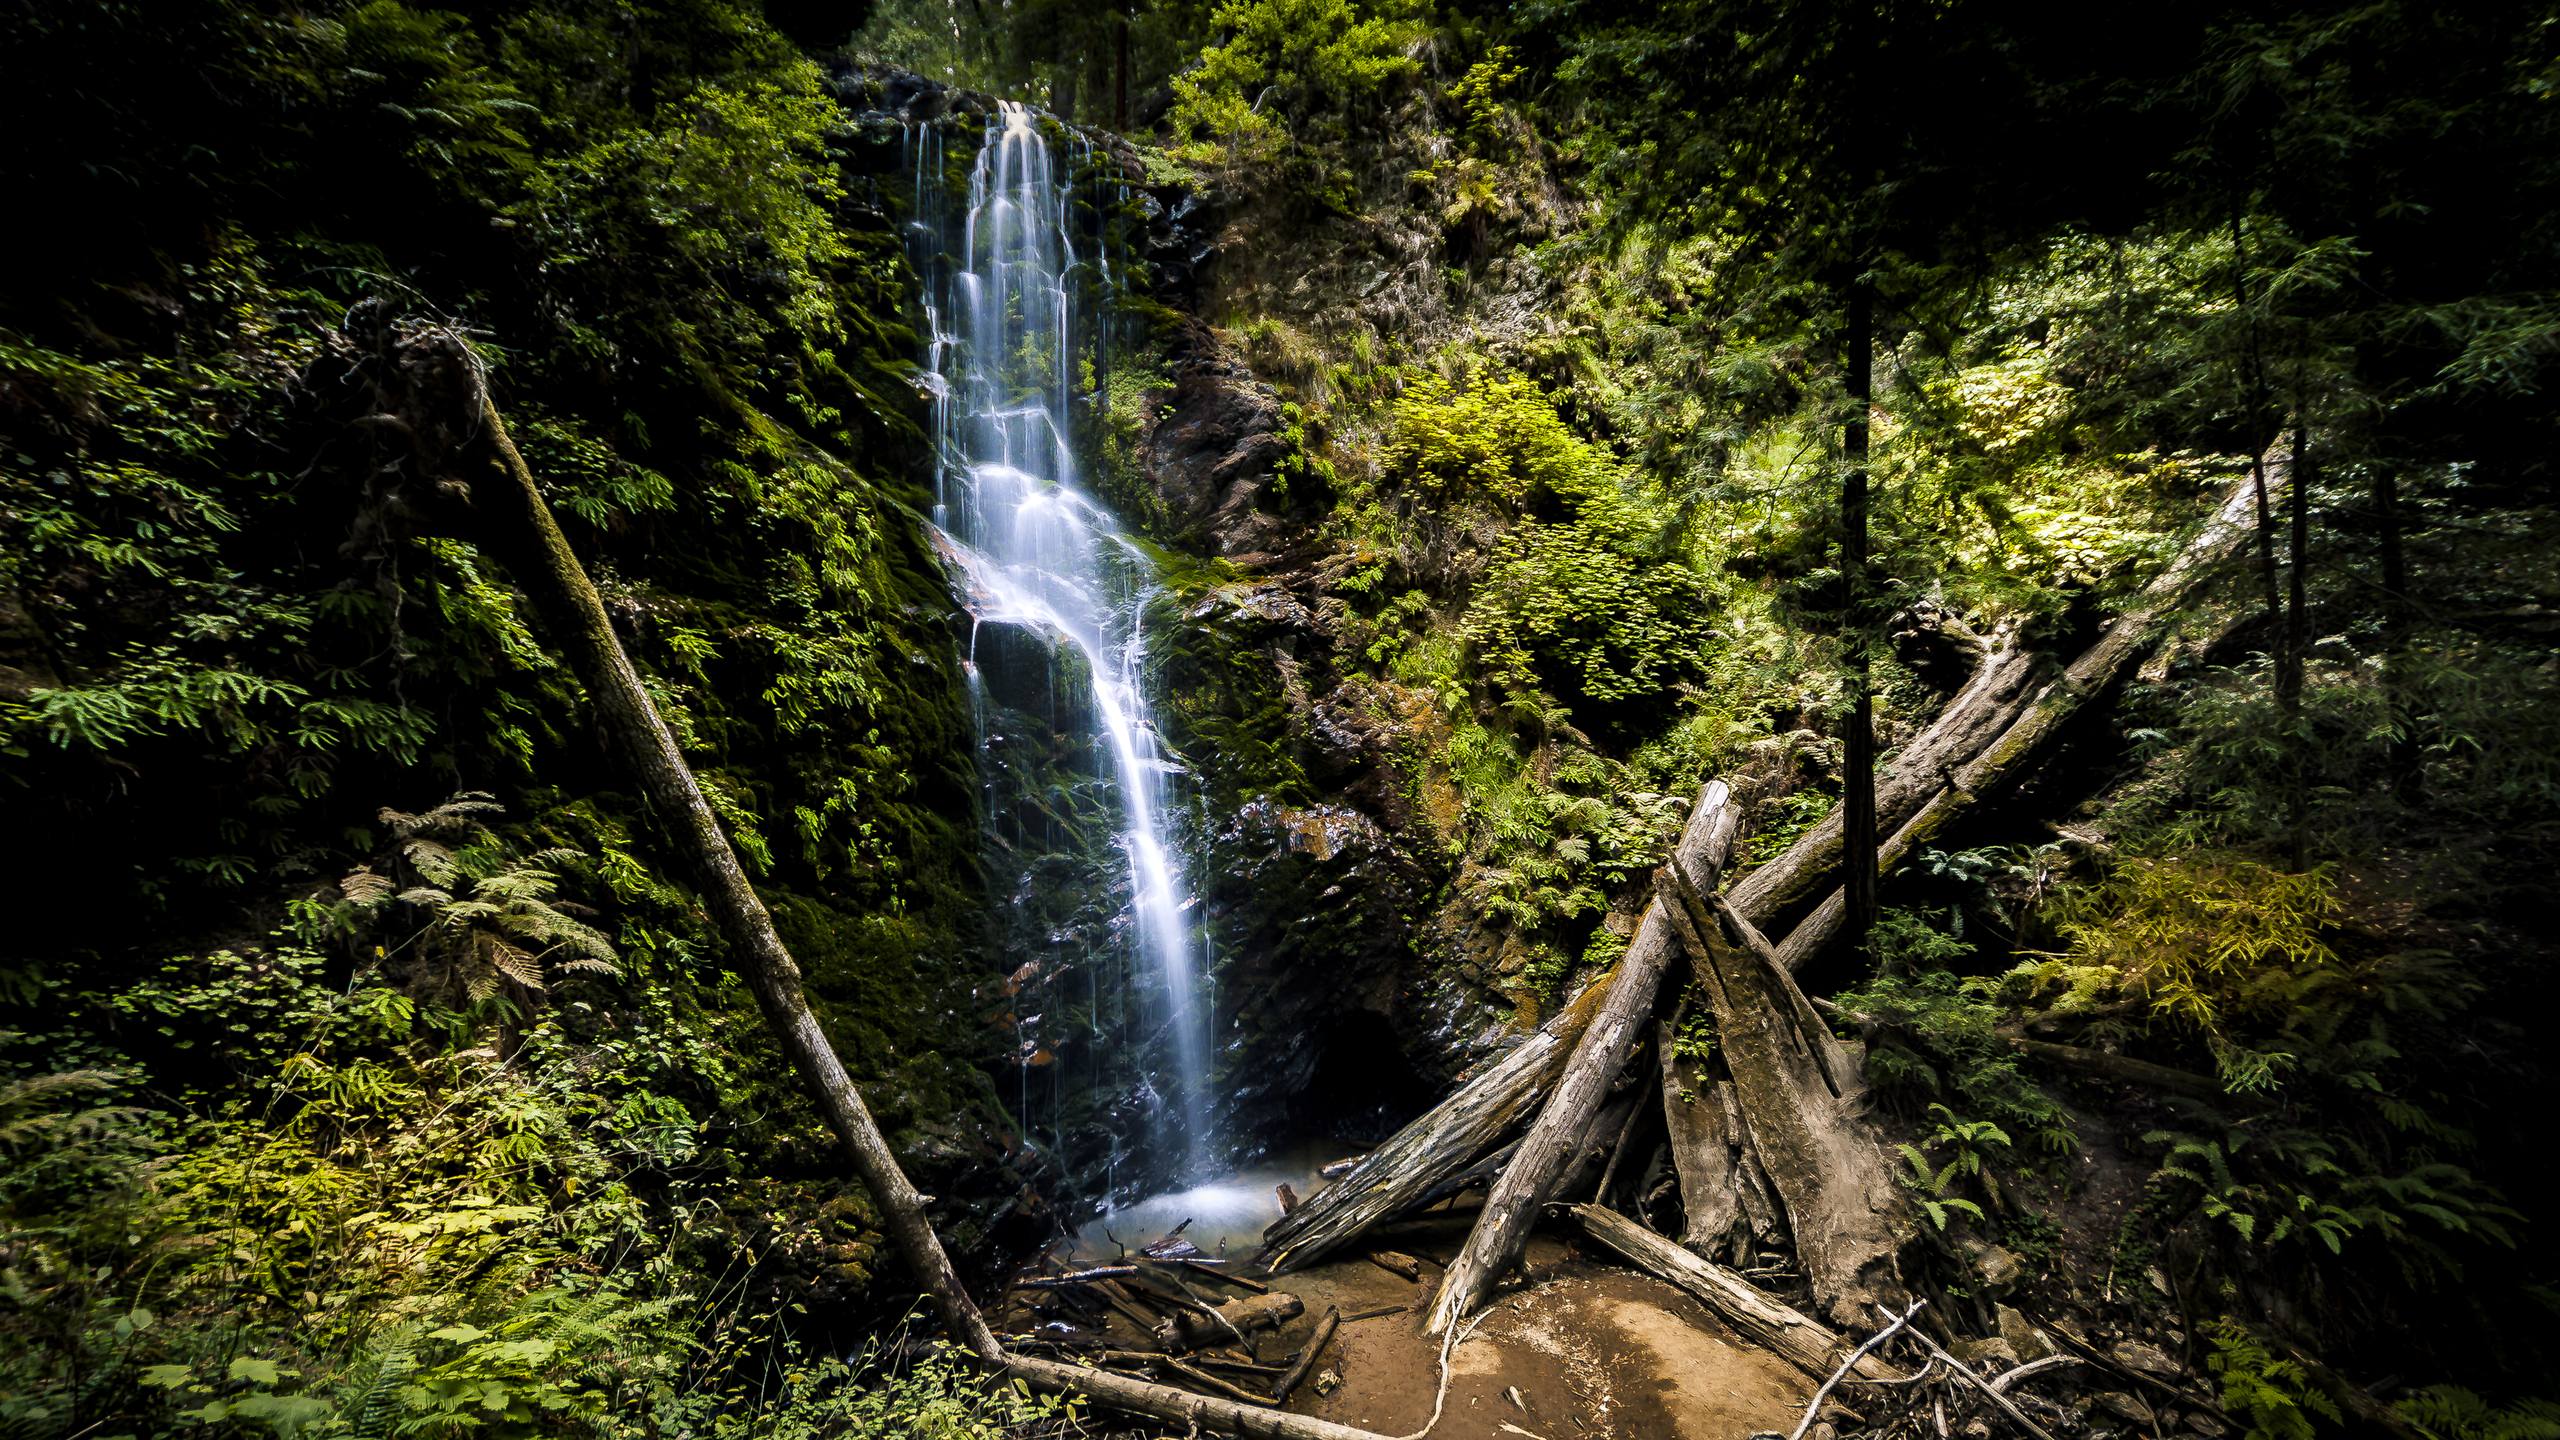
[910,103,1214,1178]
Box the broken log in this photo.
[1367,1251,1422,1282]
[1157,1291,1305,1352]
[1423,781,1744,1334]
[1274,1307,1341,1407]
[1659,1014,1762,1262]
[1566,1204,1895,1383]
[1664,859,1905,1329]
[1736,460,2276,944]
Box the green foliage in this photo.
[2205,1318,2341,1440]
[1896,1104,2009,1231]
[341,793,621,1007]
[1834,932,2076,1157]
[2399,1388,2560,1440]
[2024,851,2340,1091]
[1165,0,1425,207]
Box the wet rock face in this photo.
[1205,798,1445,1141]
[1140,323,1297,564]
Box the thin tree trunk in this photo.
[1114,10,1131,132]
[470,374,1423,1439]
[1765,458,2281,975]
[1842,274,1880,958]
[2284,414,2313,868]
[466,389,1004,1360]
[2373,462,2420,800]
[1422,783,1742,1334]
[2232,200,2286,645]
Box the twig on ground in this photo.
[1788,1299,1928,1440]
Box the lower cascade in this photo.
[904,101,1216,1188]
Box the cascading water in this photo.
[904,102,1216,1184]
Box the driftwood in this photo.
[1424,781,1743,1334]
[1789,1301,1929,1440]
[1021,1266,1139,1289]
[1567,1204,1895,1382]
[1663,861,1905,1328]
[1367,1251,1422,1282]
[1896,1320,2062,1440]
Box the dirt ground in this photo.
[1015,1202,1818,1439]
[1279,1213,1811,1439]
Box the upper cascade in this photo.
[906,101,1215,1179]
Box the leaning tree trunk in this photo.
[1662,858,1904,1328]
[448,352,1424,1440]
[1264,459,2278,1279]
[465,385,1003,1360]
[1421,782,1743,1334]
[1763,456,2282,976]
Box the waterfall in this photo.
[906,102,1215,1182]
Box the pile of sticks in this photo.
[999,1229,1344,1414]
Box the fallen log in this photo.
[459,374,999,1360]
[1663,861,1905,1328]
[1157,1291,1305,1352]
[1566,1204,1895,1382]
[2005,1037,2224,1099]
[1256,970,1614,1271]
[1766,461,2279,976]
[1424,781,1745,1334]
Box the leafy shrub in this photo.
[1166,0,1425,207]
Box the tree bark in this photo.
[1566,1204,1895,1383]
[2373,460,2419,801]
[1420,782,1742,1334]
[1662,860,1904,1329]
[1842,273,1880,958]
[466,389,1002,1361]
[2283,414,2313,869]
[1726,628,2050,930]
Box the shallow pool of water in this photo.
[1068,1137,1350,1261]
